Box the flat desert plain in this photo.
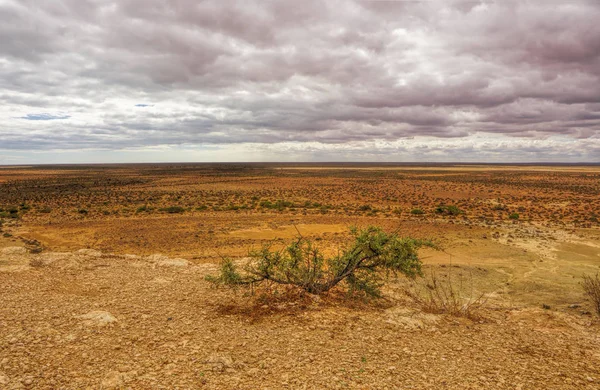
[1,163,600,389]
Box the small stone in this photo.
[78,311,118,326]
[101,371,125,389]
[205,355,234,372]
[76,249,103,257]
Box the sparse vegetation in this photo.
[0,165,597,227]
[207,226,435,298]
[0,206,20,219]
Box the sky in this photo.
[1,0,599,164]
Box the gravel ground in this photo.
[1,247,600,389]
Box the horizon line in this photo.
[2,161,600,167]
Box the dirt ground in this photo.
[1,164,599,389]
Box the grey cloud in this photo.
[0,0,599,161]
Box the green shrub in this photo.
[160,206,185,214]
[445,205,463,215]
[259,200,273,208]
[508,212,519,220]
[410,208,424,215]
[207,226,435,298]
[435,205,463,216]
[136,205,153,213]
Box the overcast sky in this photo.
[1,0,599,164]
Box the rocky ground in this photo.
[1,245,599,389]
[2,165,600,389]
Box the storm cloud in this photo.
[0,0,599,163]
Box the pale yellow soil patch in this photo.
[226,223,347,240]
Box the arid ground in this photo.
[1,164,599,389]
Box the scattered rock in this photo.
[78,311,118,327]
[101,371,126,389]
[385,307,440,330]
[77,249,103,257]
[205,355,235,372]
[146,254,189,267]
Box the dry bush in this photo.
[29,258,45,268]
[405,269,488,320]
[582,273,600,315]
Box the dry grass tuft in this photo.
[405,269,488,320]
[582,273,600,315]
